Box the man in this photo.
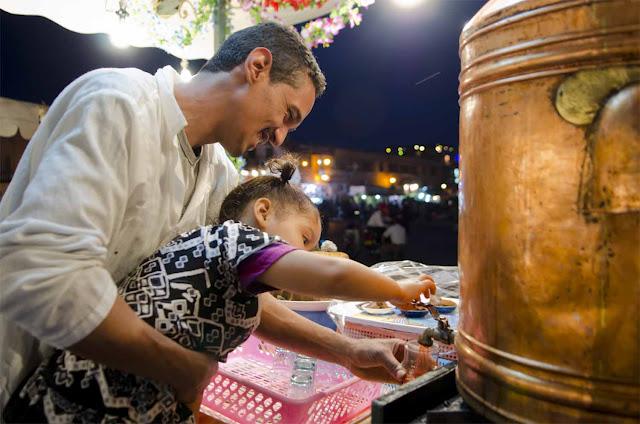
[383,217,407,260]
[0,23,424,409]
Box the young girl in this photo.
[4,156,435,423]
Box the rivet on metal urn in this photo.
[456,0,640,422]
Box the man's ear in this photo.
[244,47,273,84]
[252,197,272,229]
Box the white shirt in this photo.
[383,223,407,245]
[0,66,239,407]
[367,210,386,228]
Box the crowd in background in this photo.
[316,196,459,265]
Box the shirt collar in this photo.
[154,66,188,139]
[178,129,201,166]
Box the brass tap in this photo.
[419,316,455,347]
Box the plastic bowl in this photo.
[433,298,458,315]
[398,308,429,318]
[434,305,456,314]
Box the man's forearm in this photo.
[254,293,353,366]
[69,296,213,398]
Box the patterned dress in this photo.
[4,221,293,423]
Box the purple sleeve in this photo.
[237,242,298,294]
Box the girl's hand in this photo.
[392,274,437,306]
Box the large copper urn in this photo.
[456,0,640,422]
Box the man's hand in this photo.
[392,274,437,306]
[342,338,436,383]
[343,338,406,382]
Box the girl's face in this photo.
[264,209,321,251]
[246,197,322,250]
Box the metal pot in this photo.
[456,0,639,421]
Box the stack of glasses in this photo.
[272,348,319,398]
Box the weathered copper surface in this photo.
[456,0,640,422]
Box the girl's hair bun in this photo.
[266,153,299,184]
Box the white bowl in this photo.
[277,299,333,312]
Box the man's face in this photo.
[222,74,317,156]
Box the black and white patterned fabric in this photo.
[4,221,280,424]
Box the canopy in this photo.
[0,97,47,139]
[0,0,340,60]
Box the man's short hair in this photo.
[201,22,326,97]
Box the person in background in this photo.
[0,22,411,410]
[365,204,388,258]
[383,217,407,261]
[367,205,387,229]
[3,156,436,423]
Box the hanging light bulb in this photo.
[110,31,130,48]
[180,59,193,82]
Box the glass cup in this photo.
[271,346,292,377]
[401,341,435,382]
[289,354,317,398]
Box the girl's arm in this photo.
[257,250,435,303]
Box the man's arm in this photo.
[71,296,217,403]
[255,294,407,382]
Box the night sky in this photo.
[0,0,484,152]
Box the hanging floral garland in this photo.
[120,0,374,53]
[243,0,376,48]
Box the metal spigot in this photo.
[405,299,456,347]
[419,316,455,347]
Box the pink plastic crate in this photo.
[200,336,382,424]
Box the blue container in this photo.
[295,310,337,331]
[397,308,429,318]
[434,305,457,315]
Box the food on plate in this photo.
[364,301,392,309]
[433,297,457,314]
[360,301,394,315]
[395,299,431,318]
[394,301,430,311]
[432,298,456,307]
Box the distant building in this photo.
[243,140,457,198]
